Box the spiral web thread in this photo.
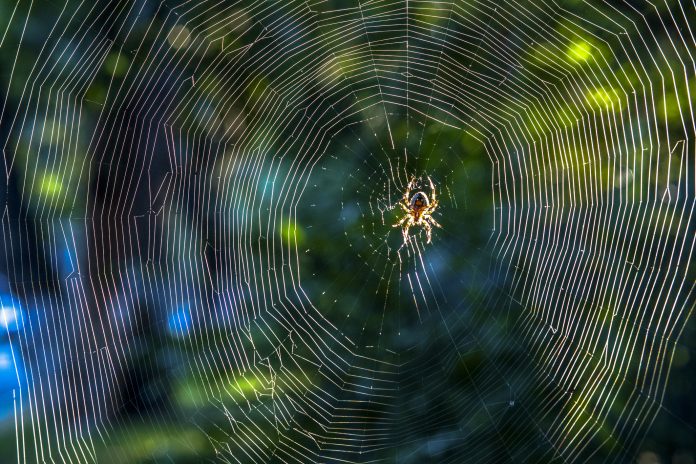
[0,0,693,462]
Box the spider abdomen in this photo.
[409,192,429,211]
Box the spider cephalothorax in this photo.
[393,176,441,244]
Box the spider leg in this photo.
[402,217,413,243]
[402,176,415,205]
[400,202,410,213]
[393,214,410,227]
[423,220,432,244]
[428,215,442,228]
[428,176,437,203]
[422,200,438,216]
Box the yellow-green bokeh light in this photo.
[586,87,621,110]
[567,40,593,63]
[280,218,304,246]
[39,173,63,197]
[103,52,130,78]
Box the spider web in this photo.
[0,0,693,462]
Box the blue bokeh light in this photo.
[0,343,24,421]
[0,299,25,333]
[167,306,192,337]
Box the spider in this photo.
[393,176,442,244]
